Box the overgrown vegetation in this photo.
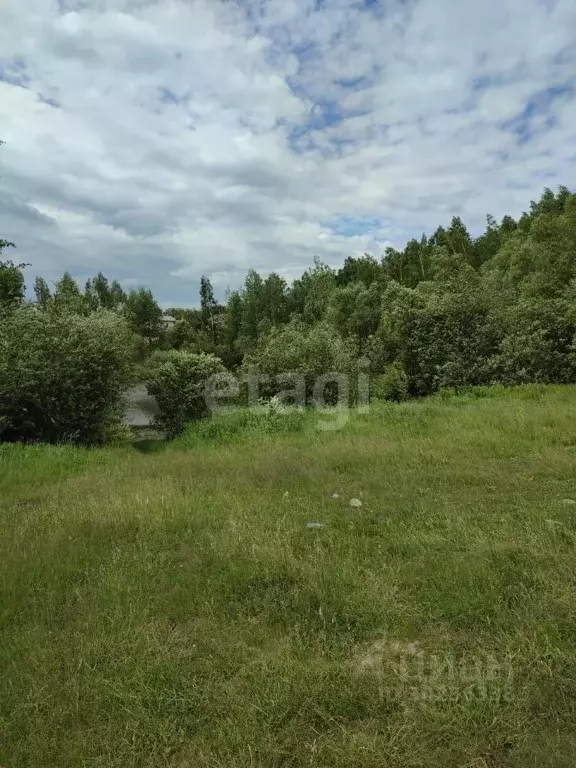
[0,307,131,443]
[147,351,232,437]
[2,185,576,442]
[1,387,576,766]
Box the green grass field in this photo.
[2,386,576,767]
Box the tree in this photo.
[0,239,15,253]
[472,215,501,267]
[110,280,126,308]
[124,287,164,347]
[221,289,244,367]
[245,320,359,405]
[375,249,499,395]
[84,273,125,310]
[262,272,290,326]
[337,254,382,287]
[240,269,266,343]
[382,237,432,288]
[34,276,52,309]
[0,141,25,311]
[328,281,382,342]
[0,259,27,312]
[200,275,218,341]
[289,258,336,324]
[53,272,87,315]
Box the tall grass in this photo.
[1,386,576,767]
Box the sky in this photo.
[0,0,575,306]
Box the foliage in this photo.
[371,362,409,402]
[290,258,337,324]
[85,272,125,310]
[33,276,52,309]
[0,259,26,312]
[328,280,382,342]
[52,271,87,315]
[490,298,576,385]
[245,321,359,405]
[146,350,230,436]
[123,287,164,346]
[7,183,576,421]
[0,307,132,443]
[336,253,382,287]
[199,275,218,341]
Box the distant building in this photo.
[161,314,177,328]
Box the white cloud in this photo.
[0,0,575,304]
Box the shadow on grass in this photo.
[130,427,167,454]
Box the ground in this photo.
[123,384,158,428]
[1,386,576,767]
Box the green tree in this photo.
[245,321,359,405]
[0,259,26,312]
[84,273,125,310]
[382,237,432,288]
[328,281,382,342]
[124,287,164,347]
[375,249,498,395]
[0,233,26,311]
[220,289,244,367]
[262,272,290,326]
[34,276,52,310]
[240,269,266,343]
[200,275,218,341]
[109,280,126,308]
[289,258,336,324]
[337,254,382,287]
[53,272,86,315]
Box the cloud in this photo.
[0,0,575,304]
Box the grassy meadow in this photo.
[1,386,576,767]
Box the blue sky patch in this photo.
[0,58,30,88]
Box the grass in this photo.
[1,385,576,767]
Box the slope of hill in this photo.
[1,386,576,767]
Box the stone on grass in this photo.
[349,498,362,508]
[561,498,576,505]
[307,522,325,529]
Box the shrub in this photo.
[146,351,231,437]
[244,322,359,406]
[371,362,409,402]
[103,420,134,445]
[489,299,576,385]
[0,307,132,443]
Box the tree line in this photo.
[1,184,576,441]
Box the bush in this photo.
[146,351,231,437]
[489,299,576,386]
[244,322,359,406]
[103,420,134,445]
[371,362,409,402]
[0,307,132,444]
